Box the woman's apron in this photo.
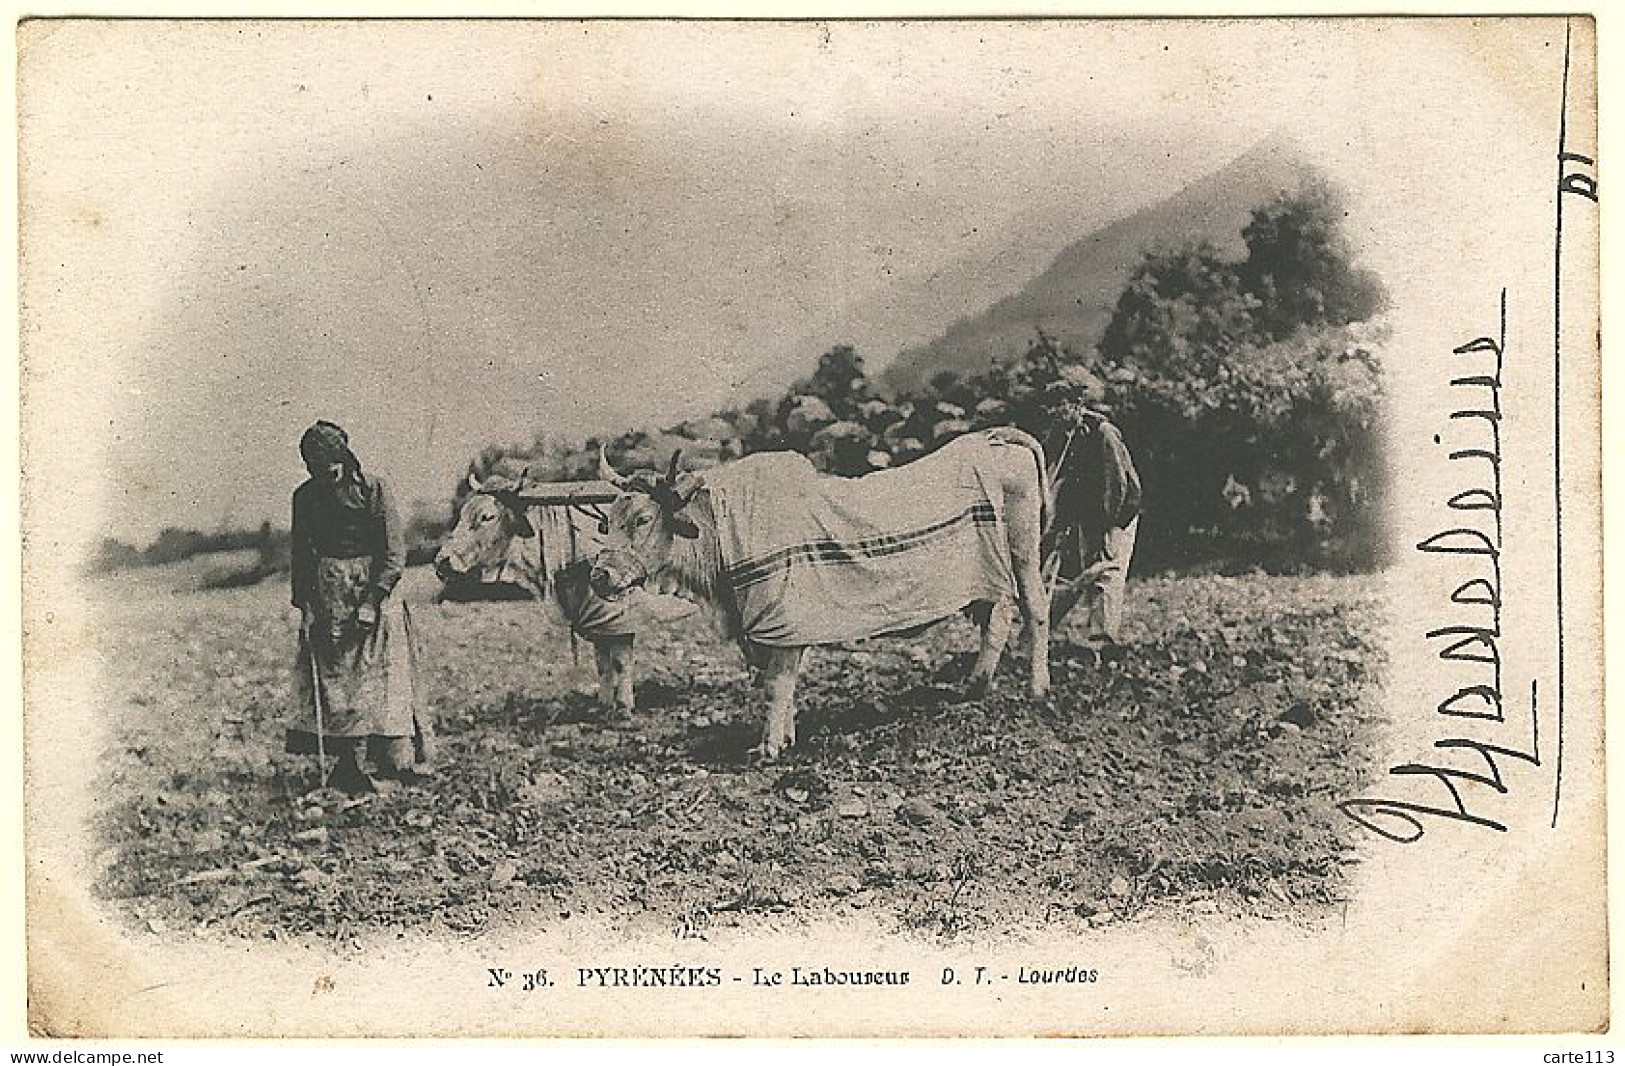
[286,556,433,765]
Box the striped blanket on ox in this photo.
[703,432,1021,647]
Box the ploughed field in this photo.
[88,561,1384,943]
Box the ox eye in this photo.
[634,513,654,529]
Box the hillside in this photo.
[880,134,1319,394]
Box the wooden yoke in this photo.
[512,479,621,507]
[514,479,622,547]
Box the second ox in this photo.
[589,428,1052,759]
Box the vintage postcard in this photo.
[13,16,1605,1038]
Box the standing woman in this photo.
[286,420,434,792]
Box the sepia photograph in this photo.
[13,15,1605,1040]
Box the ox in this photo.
[434,472,687,715]
[589,428,1052,759]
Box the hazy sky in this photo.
[17,19,1568,544]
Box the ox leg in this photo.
[966,599,1014,699]
[758,646,806,761]
[1007,508,1052,702]
[1015,563,1053,698]
[593,636,636,717]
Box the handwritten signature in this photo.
[1338,293,1542,844]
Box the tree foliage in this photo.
[1094,180,1388,570]
[1238,181,1387,341]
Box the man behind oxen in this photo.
[1042,369,1142,649]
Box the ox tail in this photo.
[986,426,1050,537]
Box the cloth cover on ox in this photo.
[487,501,692,638]
[701,431,1025,648]
[479,503,640,639]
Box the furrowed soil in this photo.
[84,563,1385,945]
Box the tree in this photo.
[86,536,142,573]
[1097,242,1259,388]
[738,396,782,454]
[807,345,873,419]
[1238,181,1387,341]
[766,346,888,470]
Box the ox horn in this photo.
[598,444,632,489]
[491,465,530,508]
[467,471,485,493]
[667,449,701,505]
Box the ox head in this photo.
[434,469,539,589]
[589,447,701,600]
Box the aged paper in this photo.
[12,16,1606,1038]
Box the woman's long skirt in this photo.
[285,556,434,770]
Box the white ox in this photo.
[434,473,690,715]
[589,428,1052,759]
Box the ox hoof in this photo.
[966,675,992,701]
[755,738,795,764]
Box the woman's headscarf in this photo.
[300,420,351,466]
[300,420,365,504]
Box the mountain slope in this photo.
[879,134,1319,394]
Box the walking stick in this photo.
[305,623,328,789]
